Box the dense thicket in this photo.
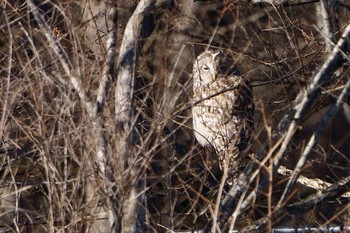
[1,0,349,232]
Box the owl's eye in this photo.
[203,65,210,71]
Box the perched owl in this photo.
[192,49,254,182]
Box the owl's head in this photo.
[193,50,240,87]
[193,50,220,85]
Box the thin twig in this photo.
[211,165,228,233]
[0,8,12,147]
[215,21,350,232]
[27,0,94,117]
[251,0,319,7]
[277,76,350,207]
[250,0,350,9]
[245,174,350,231]
[112,0,165,232]
[273,21,350,170]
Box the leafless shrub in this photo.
[0,0,349,232]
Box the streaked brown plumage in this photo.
[192,49,254,182]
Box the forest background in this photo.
[1,0,350,232]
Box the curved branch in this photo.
[277,77,350,207]
[245,174,350,231]
[214,21,350,232]
[112,0,164,232]
[27,0,94,117]
[273,21,350,170]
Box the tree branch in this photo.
[214,20,350,232]
[278,165,350,198]
[251,0,350,9]
[273,21,350,170]
[318,0,335,52]
[112,0,164,232]
[95,0,117,176]
[245,174,350,231]
[277,77,350,207]
[251,0,319,7]
[27,0,94,117]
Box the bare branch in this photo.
[251,0,319,6]
[317,0,335,52]
[251,0,350,9]
[95,0,117,175]
[4,1,350,232]
[112,0,164,232]
[27,0,94,117]
[0,11,12,142]
[115,0,155,128]
[287,174,350,211]
[273,21,350,169]
[277,77,350,207]
[213,21,350,233]
[245,174,350,231]
[97,1,117,115]
[278,165,350,198]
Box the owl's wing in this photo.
[223,76,254,152]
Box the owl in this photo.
[192,49,254,182]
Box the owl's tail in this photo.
[219,145,245,185]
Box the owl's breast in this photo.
[192,83,241,149]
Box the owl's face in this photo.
[193,50,240,88]
[193,50,220,86]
